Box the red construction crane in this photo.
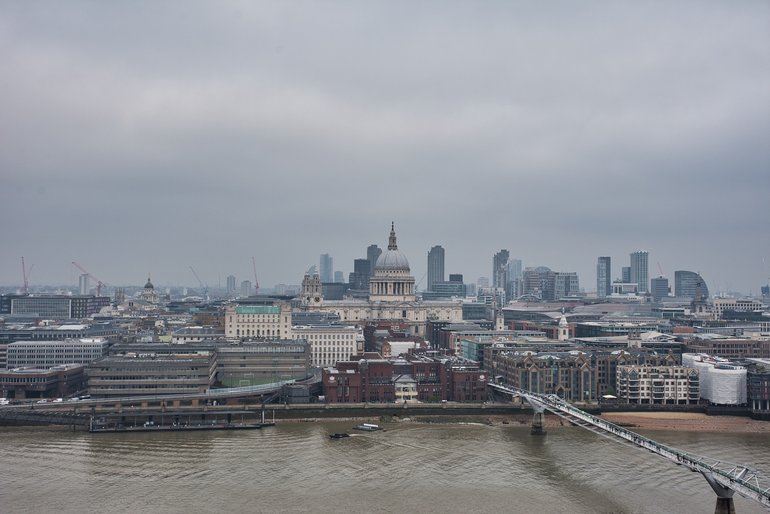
[72,261,107,296]
[252,256,260,295]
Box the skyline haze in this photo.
[2,2,769,295]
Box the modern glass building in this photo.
[427,245,445,291]
[674,271,709,299]
[630,251,649,294]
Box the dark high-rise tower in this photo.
[366,244,382,275]
[492,249,510,289]
[427,246,445,291]
[596,256,611,298]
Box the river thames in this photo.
[1,421,768,513]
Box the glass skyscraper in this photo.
[630,251,649,294]
[596,256,611,297]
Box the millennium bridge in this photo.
[489,383,770,514]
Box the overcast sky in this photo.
[2,2,769,295]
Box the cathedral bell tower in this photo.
[301,272,323,307]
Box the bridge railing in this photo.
[490,383,770,507]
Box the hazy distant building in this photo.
[226,275,237,295]
[334,271,344,283]
[3,295,110,319]
[79,274,89,295]
[349,258,371,290]
[506,259,522,300]
[477,277,489,289]
[674,271,709,300]
[622,266,631,283]
[320,254,334,283]
[427,245,445,291]
[650,276,669,302]
[554,272,580,299]
[630,251,649,294]
[240,280,252,297]
[596,257,611,298]
[522,266,556,301]
[367,244,382,275]
[492,250,510,289]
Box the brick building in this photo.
[322,353,487,403]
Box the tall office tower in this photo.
[674,271,710,300]
[79,274,89,295]
[226,275,237,295]
[320,254,333,283]
[334,271,344,283]
[622,266,631,283]
[492,249,510,289]
[630,251,649,294]
[506,258,522,300]
[427,245,445,291]
[366,244,382,275]
[596,257,611,298]
[240,280,252,297]
[477,277,490,289]
[650,276,669,302]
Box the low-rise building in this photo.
[224,299,292,339]
[616,365,699,405]
[0,364,86,400]
[292,324,363,367]
[88,352,216,398]
[216,340,311,387]
[7,338,110,369]
[684,335,770,359]
[492,351,597,402]
[682,353,747,405]
[322,353,487,403]
[746,359,770,419]
[170,326,225,344]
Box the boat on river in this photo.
[353,423,381,432]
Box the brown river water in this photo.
[1,420,768,513]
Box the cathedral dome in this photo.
[376,249,410,271]
[375,223,410,272]
[144,276,154,289]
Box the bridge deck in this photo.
[489,383,770,510]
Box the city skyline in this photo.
[1,3,768,294]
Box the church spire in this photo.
[388,222,398,250]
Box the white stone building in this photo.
[224,300,292,339]
[292,324,363,367]
[298,224,463,336]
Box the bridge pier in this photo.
[703,472,736,514]
[531,410,546,436]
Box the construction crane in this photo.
[189,266,209,301]
[21,256,34,294]
[252,256,260,296]
[72,261,107,296]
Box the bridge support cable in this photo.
[489,383,770,511]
